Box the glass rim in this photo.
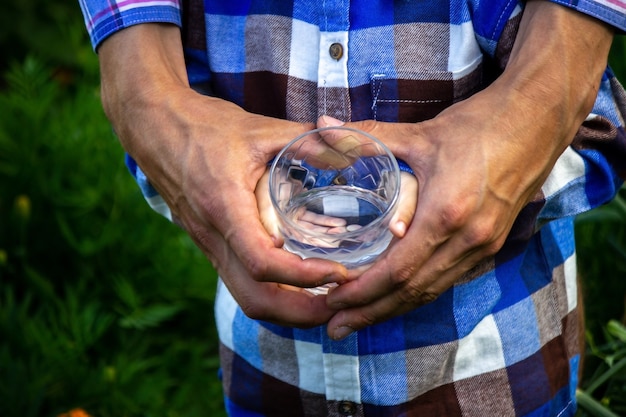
[268,126,401,239]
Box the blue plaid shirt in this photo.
[79,1,626,416]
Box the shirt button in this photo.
[338,400,357,416]
[329,42,344,60]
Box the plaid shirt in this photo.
[80,1,626,416]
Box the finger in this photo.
[317,115,345,129]
[201,176,349,288]
[317,116,383,159]
[225,267,338,328]
[230,220,349,287]
[326,185,452,304]
[255,119,316,161]
[223,267,339,328]
[326,238,491,340]
[255,170,282,245]
[300,210,347,227]
[326,219,437,309]
[325,197,513,338]
[390,172,418,238]
[178,203,340,327]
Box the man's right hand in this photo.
[97,23,347,327]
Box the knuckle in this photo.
[439,202,471,231]
[388,255,443,307]
[462,221,495,248]
[417,290,440,305]
[396,281,440,306]
[389,264,441,307]
[392,263,417,286]
[238,298,267,320]
[482,234,506,256]
[243,255,270,281]
[185,220,216,253]
[354,310,378,328]
[461,218,508,257]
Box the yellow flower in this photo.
[14,194,31,220]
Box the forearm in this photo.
[98,23,189,100]
[512,2,625,223]
[417,1,615,212]
[98,24,191,157]
[96,23,256,200]
[95,23,345,324]
[498,1,620,221]
[498,0,614,151]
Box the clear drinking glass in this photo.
[269,126,400,294]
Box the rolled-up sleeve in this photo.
[78,0,182,50]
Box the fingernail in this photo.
[321,115,345,127]
[323,274,342,286]
[332,325,355,341]
[325,266,348,283]
[270,234,282,247]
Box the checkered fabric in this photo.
[79,1,626,416]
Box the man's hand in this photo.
[323,0,614,340]
[97,24,348,327]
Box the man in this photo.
[79,0,626,415]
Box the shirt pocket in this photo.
[369,65,484,123]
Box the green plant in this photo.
[577,320,626,417]
[576,187,626,339]
[609,35,626,82]
[574,182,626,417]
[0,1,98,83]
[0,57,225,417]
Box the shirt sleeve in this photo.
[549,0,626,33]
[471,0,626,235]
[78,0,182,51]
[535,70,626,228]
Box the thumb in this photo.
[390,172,418,238]
[317,115,346,128]
[255,169,283,247]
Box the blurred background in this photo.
[0,1,624,417]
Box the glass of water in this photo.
[269,126,400,294]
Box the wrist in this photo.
[98,23,190,129]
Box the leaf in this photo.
[119,304,184,330]
[113,278,141,310]
[576,389,621,417]
[586,355,626,396]
[607,320,626,343]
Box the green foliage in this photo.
[0,0,98,83]
[574,114,626,417]
[0,57,225,416]
[577,321,626,417]
[576,187,626,338]
[572,33,626,417]
[609,36,626,82]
